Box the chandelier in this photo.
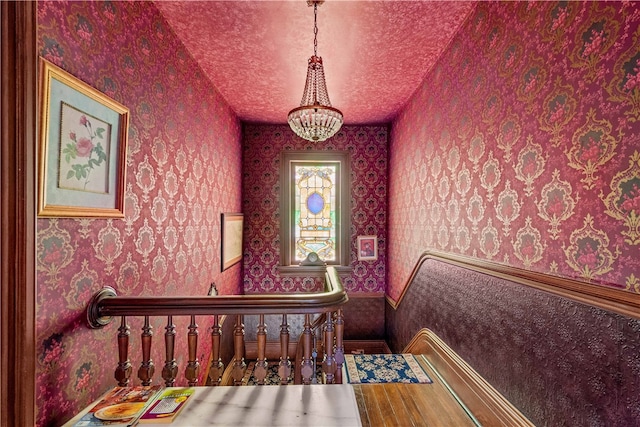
[288,0,343,142]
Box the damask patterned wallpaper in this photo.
[242,124,388,294]
[388,1,640,302]
[37,2,241,426]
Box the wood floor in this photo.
[352,357,478,427]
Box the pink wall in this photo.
[388,1,640,301]
[242,125,388,293]
[37,2,241,425]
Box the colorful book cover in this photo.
[72,385,163,427]
[137,387,195,424]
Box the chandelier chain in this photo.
[313,2,318,57]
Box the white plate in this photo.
[94,402,145,420]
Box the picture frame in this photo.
[221,213,244,271]
[357,235,378,261]
[38,58,129,217]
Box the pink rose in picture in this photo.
[61,112,108,190]
[75,137,94,157]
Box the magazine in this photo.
[137,387,195,424]
[72,385,163,427]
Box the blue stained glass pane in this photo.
[307,192,324,215]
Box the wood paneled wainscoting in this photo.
[386,251,640,427]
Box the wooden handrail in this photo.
[87,267,347,328]
[86,266,347,387]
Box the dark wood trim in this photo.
[1,2,38,426]
[343,339,391,355]
[404,329,534,427]
[387,250,640,320]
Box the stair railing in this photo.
[86,267,347,387]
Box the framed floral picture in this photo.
[357,235,378,261]
[38,58,129,217]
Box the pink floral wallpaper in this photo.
[37,2,241,426]
[34,0,640,425]
[242,125,388,294]
[388,1,640,302]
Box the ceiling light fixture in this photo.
[288,0,343,142]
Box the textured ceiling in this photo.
[155,1,476,125]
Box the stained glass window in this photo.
[294,163,337,261]
[279,150,350,272]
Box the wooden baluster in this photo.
[322,313,336,384]
[334,309,345,384]
[208,315,223,386]
[278,314,291,385]
[115,316,132,386]
[253,314,268,385]
[138,316,155,385]
[162,316,178,386]
[185,315,200,386]
[300,314,314,385]
[232,315,246,385]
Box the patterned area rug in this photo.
[242,361,323,385]
[344,354,433,384]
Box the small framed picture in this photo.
[221,213,244,271]
[357,235,378,261]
